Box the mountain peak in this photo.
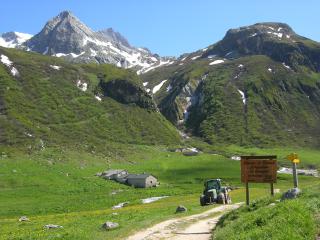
[226,22,295,38]
[25,10,95,55]
[22,11,163,70]
[58,10,74,19]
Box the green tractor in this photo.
[200,179,231,206]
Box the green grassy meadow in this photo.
[0,145,319,239]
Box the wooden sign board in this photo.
[241,156,277,183]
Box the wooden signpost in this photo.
[241,156,277,206]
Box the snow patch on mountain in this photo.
[10,67,19,76]
[76,80,88,92]
[50,65,61,70]
[14,32,33,43]
[137,60,174,75]
[0,55,13,66]
[207,55,217,59]
[166,84,172,92]
[282,63,291,69]
[191,55,201,60]
[237,89,246,105]
[95,95,102,101]
[152,80,167,94]
[209,59,224,65]
[1,54,19,76]
[268,31,283,39]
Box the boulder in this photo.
[112,202,129,210]
[183,151,199,156]
[44,224,63,229]
[102,221,119,230]
[19,216,29,222]
[176,205,187,213]
[182,148,199,156]
[281,188,301,200]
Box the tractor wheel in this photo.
[217,193,226,204]
[200,196,206,206]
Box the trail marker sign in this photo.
[241,156,277,205]
[287,153,300,164]
[286,153,300,188]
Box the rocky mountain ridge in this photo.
[0,11,175,72]
[141,22,320,147]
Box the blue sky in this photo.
[1,0,319,56]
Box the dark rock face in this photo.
[101,80,157,111]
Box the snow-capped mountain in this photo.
[16,10,174,71]
[0,32,33,48]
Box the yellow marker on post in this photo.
[286,153,300,188]
[292,158,300,164]
[287,153,299,162]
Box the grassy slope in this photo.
[213,185,320,240]
[0,146,319,239]
[142,55,320,148]
[187,55,320,147]
[0,47,180,150]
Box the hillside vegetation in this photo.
[213,186,320,240]
[142,23,320,148]
[0,47,180,152]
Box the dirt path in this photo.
[126,203,242,240]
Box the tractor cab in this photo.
[200,178,231,206]
[204,179,221,192]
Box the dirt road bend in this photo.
[126,203,242,240]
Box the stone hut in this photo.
[126,174,158,188]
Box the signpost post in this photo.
[286,153,300,188]
[241,156,277,206]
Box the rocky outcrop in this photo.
[281,188,301,200]
[102,221,119,230]
[175,205,187,213]
[100,79,157,110]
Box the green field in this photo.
[0,145,319,239]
